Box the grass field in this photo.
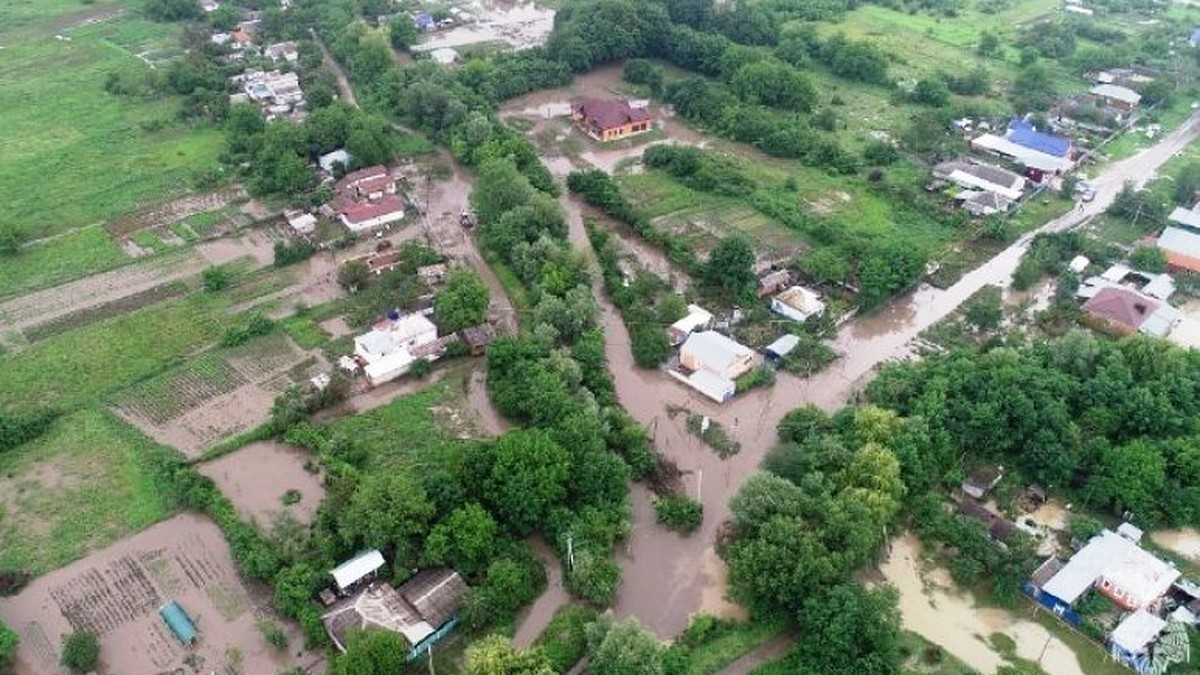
[0,226,130,299]
[0,293,230,413]
[0,0,225,241]
[0,407,177,575]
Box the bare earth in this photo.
[0,514,322,675]
[197,441,326,527]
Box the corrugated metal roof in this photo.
[1159,225,1200,259]
[971,134,1074,172]
[681,331,753,374]
[1091,84,1142,105]
[764,334,801,358]
[332,550,386,590]
[1007,119,1072,157]
[1167,207,1200,230]
[1110,609,1166,654]
[684,369,735,403]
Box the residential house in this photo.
[933,159,1027,201]
[237,69,305,117]
[1158,226,1200,274]
[756,269,791,298]
[430,47,460,65]
[337,166,396,200]
[331,549,386,595]
[264,41,299,63]
[956,190,1015,216]
[1037,529,1181,612]
[959,498,1017,544]
[971,119,1074,180]
[354,313,440,385]
[1082,286,1180,337]
[322,568,469,660]
[668,304,713,346]
[1077,263,1175,302]
[459,324,493,356]
[1109,609,1167,674]
[771,286,826,323]
[961,466,1003,499]
[341,196,406,232]
[572,99,654,142]
[672,331,758,403]
[1168,205,1200,229]
[1090,84,1142,111]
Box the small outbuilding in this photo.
[331,549,386,594]
[771,286,826,323]
[763,334,800,364]
[961,466,1003,499]
[459,324,494,356]
[159,601,198,646]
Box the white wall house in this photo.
[771,286,826,323]
[354,314,439,385]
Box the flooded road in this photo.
[513,537,569,648]
[881,535,1085,675]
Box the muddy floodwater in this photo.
[197,441,325,527]
[881,535,1085,675]
[513,537,569,648]
[0,514,321,675]
[413,1,554,52]
[1151,528,1200,562]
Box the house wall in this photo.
[1164,250,1200,274]
[341,209,404,232]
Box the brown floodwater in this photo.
[197,441,326,526]
[1151,528,1200,562]
[412,0,554,52]
[512,536,569,649]
[0,514,321,675]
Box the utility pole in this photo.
[696,468,703,501]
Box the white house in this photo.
[340,196,406,232]
[667,304,713,345]
[285,210,317,235]
[671,331,758,403]
[354,314,439,385]
[771,286,826,323]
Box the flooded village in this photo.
[6,0,1200,673]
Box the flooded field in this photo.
[412,0,554,52]
[881,535,1085,675]
[0,514,320,675]
[197,441,325,527]
[1151,528,1200,562]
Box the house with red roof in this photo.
[1081,286,1179,337]
[340,195,406,232]
[572,99,654,142]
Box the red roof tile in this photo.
[574,99,652,131]
[1082,286,1158,330]
[342,195,405,224]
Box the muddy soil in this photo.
[1151,528,1200,562]
[107,186,247,237]
[198,442,325,527]
[880,535,1085,675]
[0,514,321,675]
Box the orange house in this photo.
[572,99,654,142]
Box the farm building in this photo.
[933,159,1027,201]
[331,549,386,594]
[354,314,440,386]
[1081,286,1180,337]
[571,99,654,142]
[322,569,469,660]
[1090,83,1142,111]
[971,119,1074,179]
[771,286,825,323]
[340,196,406,232]
[285,210,317,235]
[671,331,758,403]
[1158,226,1200,274]
[668,304,714,346]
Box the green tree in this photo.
[0,223,27,255]
[143,0,198,21]
[729,472,806,535]
[436,268,491,333]
[1130,246,1167,273]
[339,472,435,562]
[0,620,17,674]
[911,78,951,107]
[586,616,665,675]
[201,265,232,292]
[978,30,1001,56]
[485,430,571,534]
[330,630,407,675]
[388,13,420,50]
[466,635,556,675]
[794,584,901,674]
[464,558,545,627]
[337,260,371,292]
[703,236,756,298]
[1174,162,1200,206]
[422,503,500,579]
[471,159,536,226]
[60,632,99,673]
[1088,440,1167,521]
[963,285,1004,331]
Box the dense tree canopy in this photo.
[435,268,491,333]
[466,635,556,675]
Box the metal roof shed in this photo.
[332,549,386,592]
[159,601,198,646]
[1110,609,1166,655]
[764,334,801,360]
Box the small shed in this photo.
[763,334,800,363]
[332,549,386,594]
[159,601,198,646]
[459,324,493,356]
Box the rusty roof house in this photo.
[322,566,469,660]
[572,99,654,142]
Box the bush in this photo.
[220,313,275,347]
[258,620,288,650]
[734,364,775,393]
[534,605,598,672]
[653,495,703,533]
[273,239,317,267]
[201,265,232,292]
[60,632,99,673]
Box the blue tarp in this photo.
[159,601,198,646]
[1007,119,1072,157]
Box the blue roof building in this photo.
[1007,119,1072,158]
[1190,27,1200,47]
[415,12,434,30]
[159,601,198,646]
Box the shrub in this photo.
[273,239,317,267]
[220,313,275,347]
[60,632,99,673]
[258,620,288,650]
[201,265,232,292]
[653,495,703,533]
[281,489,302,506]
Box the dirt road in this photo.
[311,29,356,108]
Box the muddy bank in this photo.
[880,534,1085,675]
[197,441,325,527]
[0,514,321,675]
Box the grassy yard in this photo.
[0,1,225,241]
[0,407,178,575]
[0,293,230,413]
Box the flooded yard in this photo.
[0,514,321,675]
[412,0,554,52]
[197,441,325,527]
[880,535,1085,675]
[1151,528,1200,563]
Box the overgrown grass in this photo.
[0,293,230,412]
[897,631,980,675]
[0,407,178,575]
[533,604,597,672]
[0,226,130,299]
[0,5,225,241]
[322,381,468,469]
[668,618,788,675]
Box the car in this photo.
[1081,189,1096,202]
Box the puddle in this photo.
[197,441,325,526]
[880,534,1085,675]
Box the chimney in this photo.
[1134,302,1147,315]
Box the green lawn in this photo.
[0,2,224,241]
[0,293,230,412]
[0,226,130,299]
[0,407,178,575]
